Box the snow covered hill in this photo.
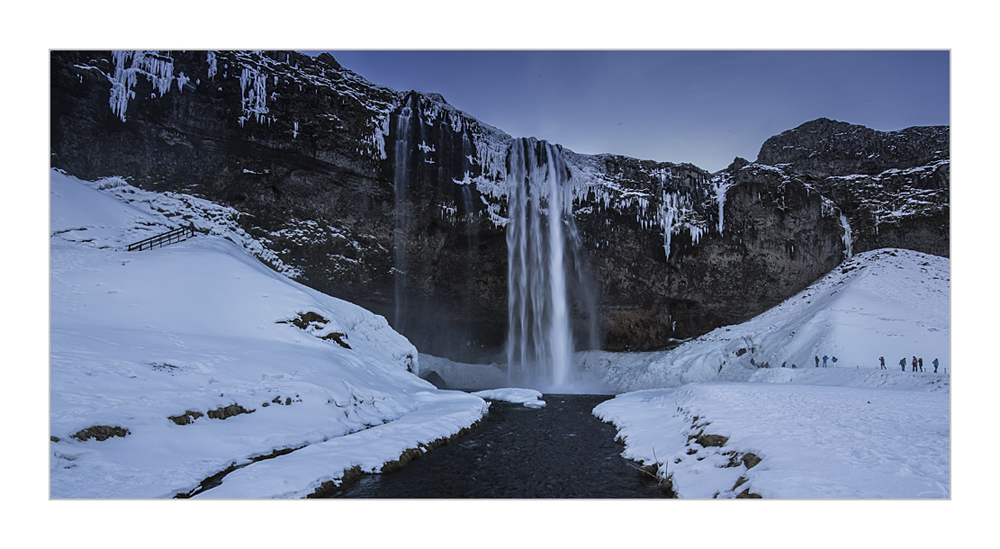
[588,247,950,498]
[49,169,488,498]
[580,247,949,391]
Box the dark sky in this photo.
[308,50,949,173]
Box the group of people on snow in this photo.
[753,354,943,373]
[880,356,940,373]
[814,355,838,368]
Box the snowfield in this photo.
[595,379,949,498]
[49,169,488,498]
[589,247,950,498]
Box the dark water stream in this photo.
[331,394,667,498]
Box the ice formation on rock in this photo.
[109,51,175,122]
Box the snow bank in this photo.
[595,381,949,498]
[472,388,547,408]
[196,390,488,498]
[579,248,949,392]
[50,170,487,498]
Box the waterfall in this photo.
[505,138,596,392]
[393,105,413,331]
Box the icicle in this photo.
[840,213,854,259]
[658,192,682,260]
[713,177,734,235]
[207,52,217,80]
[108,50,175,122]
[239,66,269,125]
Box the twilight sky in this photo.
[311,50,949,173]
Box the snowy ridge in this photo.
[63,171,306,278]
[50,170,487,498]
[578,248,950,392]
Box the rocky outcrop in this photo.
[757,118,949,257]
[50,51,948,360]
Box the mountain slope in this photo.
[587,246,950,498]
[50,169,487,498]
[579,247,950,391]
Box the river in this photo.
[331,394,668,498]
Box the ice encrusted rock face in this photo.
[757,118,949,258]
[50,51,948,359]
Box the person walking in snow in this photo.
[900,358,906,372]
[815,355,819,368]
[912,356,918,372]
[918,358,924,372]
[823,355,829,367]
[879,356,886,370]
[933,358,939,373]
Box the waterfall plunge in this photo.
[505,138,599,392]
[392,104,413,331]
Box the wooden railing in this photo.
[126,225,197,252]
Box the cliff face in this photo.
[756,118,949,257]
[50,51,948,361]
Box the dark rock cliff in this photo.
[50,51,948,361]
[757,118,949,257]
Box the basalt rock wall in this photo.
[50,51,948,361]
[757,118,949,258]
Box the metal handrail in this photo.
[126,225,196,251]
